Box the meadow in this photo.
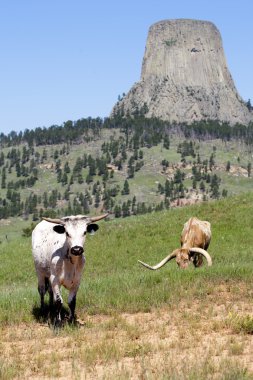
[1,192,253,378]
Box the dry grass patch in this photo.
[227,313,253,335]
[1,288,253,379]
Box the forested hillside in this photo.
[0,116,253,221]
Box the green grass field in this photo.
[1,192,253,324]
[1,192,253,378]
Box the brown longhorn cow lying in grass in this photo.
[138,217,212,270]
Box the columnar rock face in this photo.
[111,19,252,125]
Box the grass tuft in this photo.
[227,313,253,335]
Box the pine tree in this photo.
[122,180,130,195]
[247,162,251,177]
[41,148,47,162]
[1,167,6,189]
[114,205,122,218]
[94,192,100,208]
[54,150,59,160]
[165,179,172,198]
[246,99,252,111]
[82,196,90,214]
[0,152,5,166]
[69,175,74,185]
[33,210,39,221]
[78,173,84,184]
[209,153,215,170]
[128,165,135,178]
[43,192,48,208]
[61,172,68,186]
[64,161,70,173]
[199,181,205,192]
[63,188,70,201]
[210,174,220,199]
[57,169,62,183]
[16,162,21,177]
[122,202,130,217]
[165,198,170,209]
[163,135,170,149]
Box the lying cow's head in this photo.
[43,214,108,256]
[138,246,212,270]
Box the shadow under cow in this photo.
[32,303,71,327]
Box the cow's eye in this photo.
[66,232,71,238]
[83,231,87,236]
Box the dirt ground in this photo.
[1,288,253,380]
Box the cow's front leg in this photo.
[50,276,63,326]
[68,287,78,323]
[192,253,203,267]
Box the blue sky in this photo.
[0,0,252,134]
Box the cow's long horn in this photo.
[42,217,65,225]
[138,251,177,270]
[90,213,109,222]
[189,247,212,266]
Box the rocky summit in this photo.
[111,19,253,125]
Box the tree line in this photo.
[1,116,253,148]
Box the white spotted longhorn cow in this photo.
[32,213,108,325]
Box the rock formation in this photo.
[111,19,252,125]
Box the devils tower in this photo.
[111,19,252,125]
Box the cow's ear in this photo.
[53,225,66,234]
[87,223,99,234]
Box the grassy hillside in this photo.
[1,191,253,324]
[0,130,253,222]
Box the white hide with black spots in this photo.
[32,214,107,324]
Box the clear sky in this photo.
[0,0,252,134]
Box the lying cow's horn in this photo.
[189,247,212,266]
[138,250,177,270]
[42,217,65,225]
[89,213,109,222]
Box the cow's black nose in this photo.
[71,246,84,256]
